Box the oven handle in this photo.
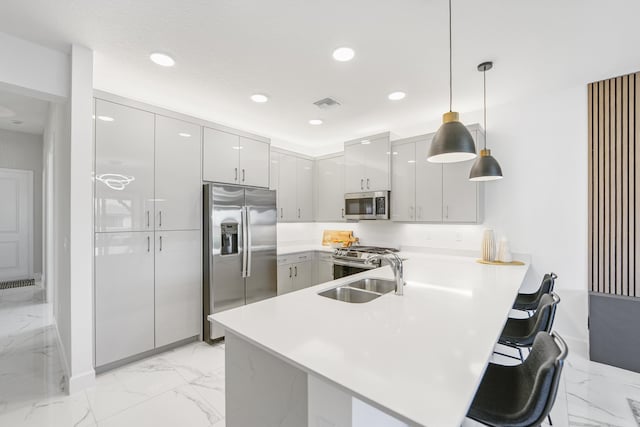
[331,259,379,269]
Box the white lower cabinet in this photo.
[95,230,201,367]
[95,232,155,367]
[154,230,201,348]
[277,252,313,295]
[315,252,334,284]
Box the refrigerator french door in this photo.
[203,184,277,341]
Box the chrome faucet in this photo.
[365,251,405,296]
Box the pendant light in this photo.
[427,0,477,163]
[469,61,503,181]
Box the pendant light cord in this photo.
[449,0,453,112]
[483,68,487,150]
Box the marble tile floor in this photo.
[1,285,639,427]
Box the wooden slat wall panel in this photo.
[589,71,640,297]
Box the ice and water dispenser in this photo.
[221,223,239,255]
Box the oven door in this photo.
[332,259,376,279]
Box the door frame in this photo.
[0,167,34,281]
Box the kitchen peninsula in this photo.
[210,253,529,426]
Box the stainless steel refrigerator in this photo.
[203,184,277,342]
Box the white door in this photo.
[155,230,201,347]
[391,142,416,222]
[202,127,240,184]
[155,115,202,231]
[296,158,314,221]
[442,161,478,223]
[316,155,345,221]
[277,153,297,221]
[95,232,155,366]
[363,136,391,191]
[344,143,366,193]
[95,99,155,232]
[0,168,32,281]
[416,137,444,222]
[239,137,269,188]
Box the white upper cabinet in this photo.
[239,136,270,187]
[203,128,270,188]
[202,128,240,184]
[416,137,443,222]
[95,99,155,232]
[296,158,314,221]
[344,133,391,192]
[155,115,202,231]
[277,152,298,221]
[273,150,315,222]
[442,127,483,223]
[315,154,345,221]
[391,142,416,222]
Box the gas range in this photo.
[332,246,399,269]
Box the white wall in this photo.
[67,44,95,392]
[0,128,43,274]
[278,84,589,347]
[0,31,69,101]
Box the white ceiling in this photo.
[0,0,639,153]
[0,89,49,135]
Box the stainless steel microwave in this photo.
[344,191,390,220]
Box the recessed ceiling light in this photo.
[97,116,114,122]
[332,47,355,62]
[150,52,175,67]
[178,132,191,138]
[250,94,269,103]
[361,139,371,145]
[309,119,323,125]
[388,91,406,101]
[0,105,15,118]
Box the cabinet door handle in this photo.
[446,205,449,219]
[147,236,150,252]
[242,169,246,182]
[235,167,238,182]
[294,266,298,277]
[418,206,423,220]
[146,211,150,228]
[298,208,301,219]
[289,266,292,278]
[280,208,283,219]
[341,208,344,218]
[360,179,364,190]
[159,235,163,251]
[409,206,414,219]
[159,210,162,228]
[366,178,370,189]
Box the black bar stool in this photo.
[468,331,568,427]
[513,272,557,316]
[496,293,560,362]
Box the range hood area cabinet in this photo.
[391,125,485,224]
[270,149,314,222]
[202,126,270,188]
[94,97,202,368]
[315,153,346,222]
[344,132,391,192]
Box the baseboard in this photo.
[52,317,70,391]
[68,369,96,394]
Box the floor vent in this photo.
[0,278,36,290]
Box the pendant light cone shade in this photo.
[469,149,503,181]
[469,61,503,181]
[427,0,476,163]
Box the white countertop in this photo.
[277,243,334,255]
[211,253,529,427]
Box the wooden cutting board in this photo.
[476,259,525,266]
[322,230,356,247]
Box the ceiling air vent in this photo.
[313,97,341,109]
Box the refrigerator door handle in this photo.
[241,207,248,278]
[246,208,252,277]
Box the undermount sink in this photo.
[318,278,397,303]
[344,278,396,294]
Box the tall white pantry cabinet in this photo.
[94,99,202,368]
